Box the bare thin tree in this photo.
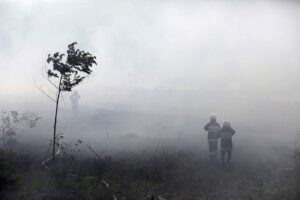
[45,42,97,162]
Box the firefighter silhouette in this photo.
[70,91,80,114]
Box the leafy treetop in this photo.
[46,42,97,91]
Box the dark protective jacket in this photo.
[204,121,221,143]
[220,126,235,150]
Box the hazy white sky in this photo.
[0,0,299,112]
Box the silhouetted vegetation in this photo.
[0,142,298,200]
[0,111,40,146]
[45,42,97,162]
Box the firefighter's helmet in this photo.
[210,115,216,121]
[223,121,231,127]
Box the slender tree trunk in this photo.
[53,76,62,162]
[1,129,5,145]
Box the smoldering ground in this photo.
[0,104,298,199]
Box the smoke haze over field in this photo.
[1,2,300,199]
[0,0,299,142]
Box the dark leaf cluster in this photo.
[46,42,97,92]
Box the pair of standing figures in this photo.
[204,115,235,167]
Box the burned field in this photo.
[0,138,299,200]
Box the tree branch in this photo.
[42,61,59,89]
[33,78,56,103]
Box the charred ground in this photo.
[0,137,299,200]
